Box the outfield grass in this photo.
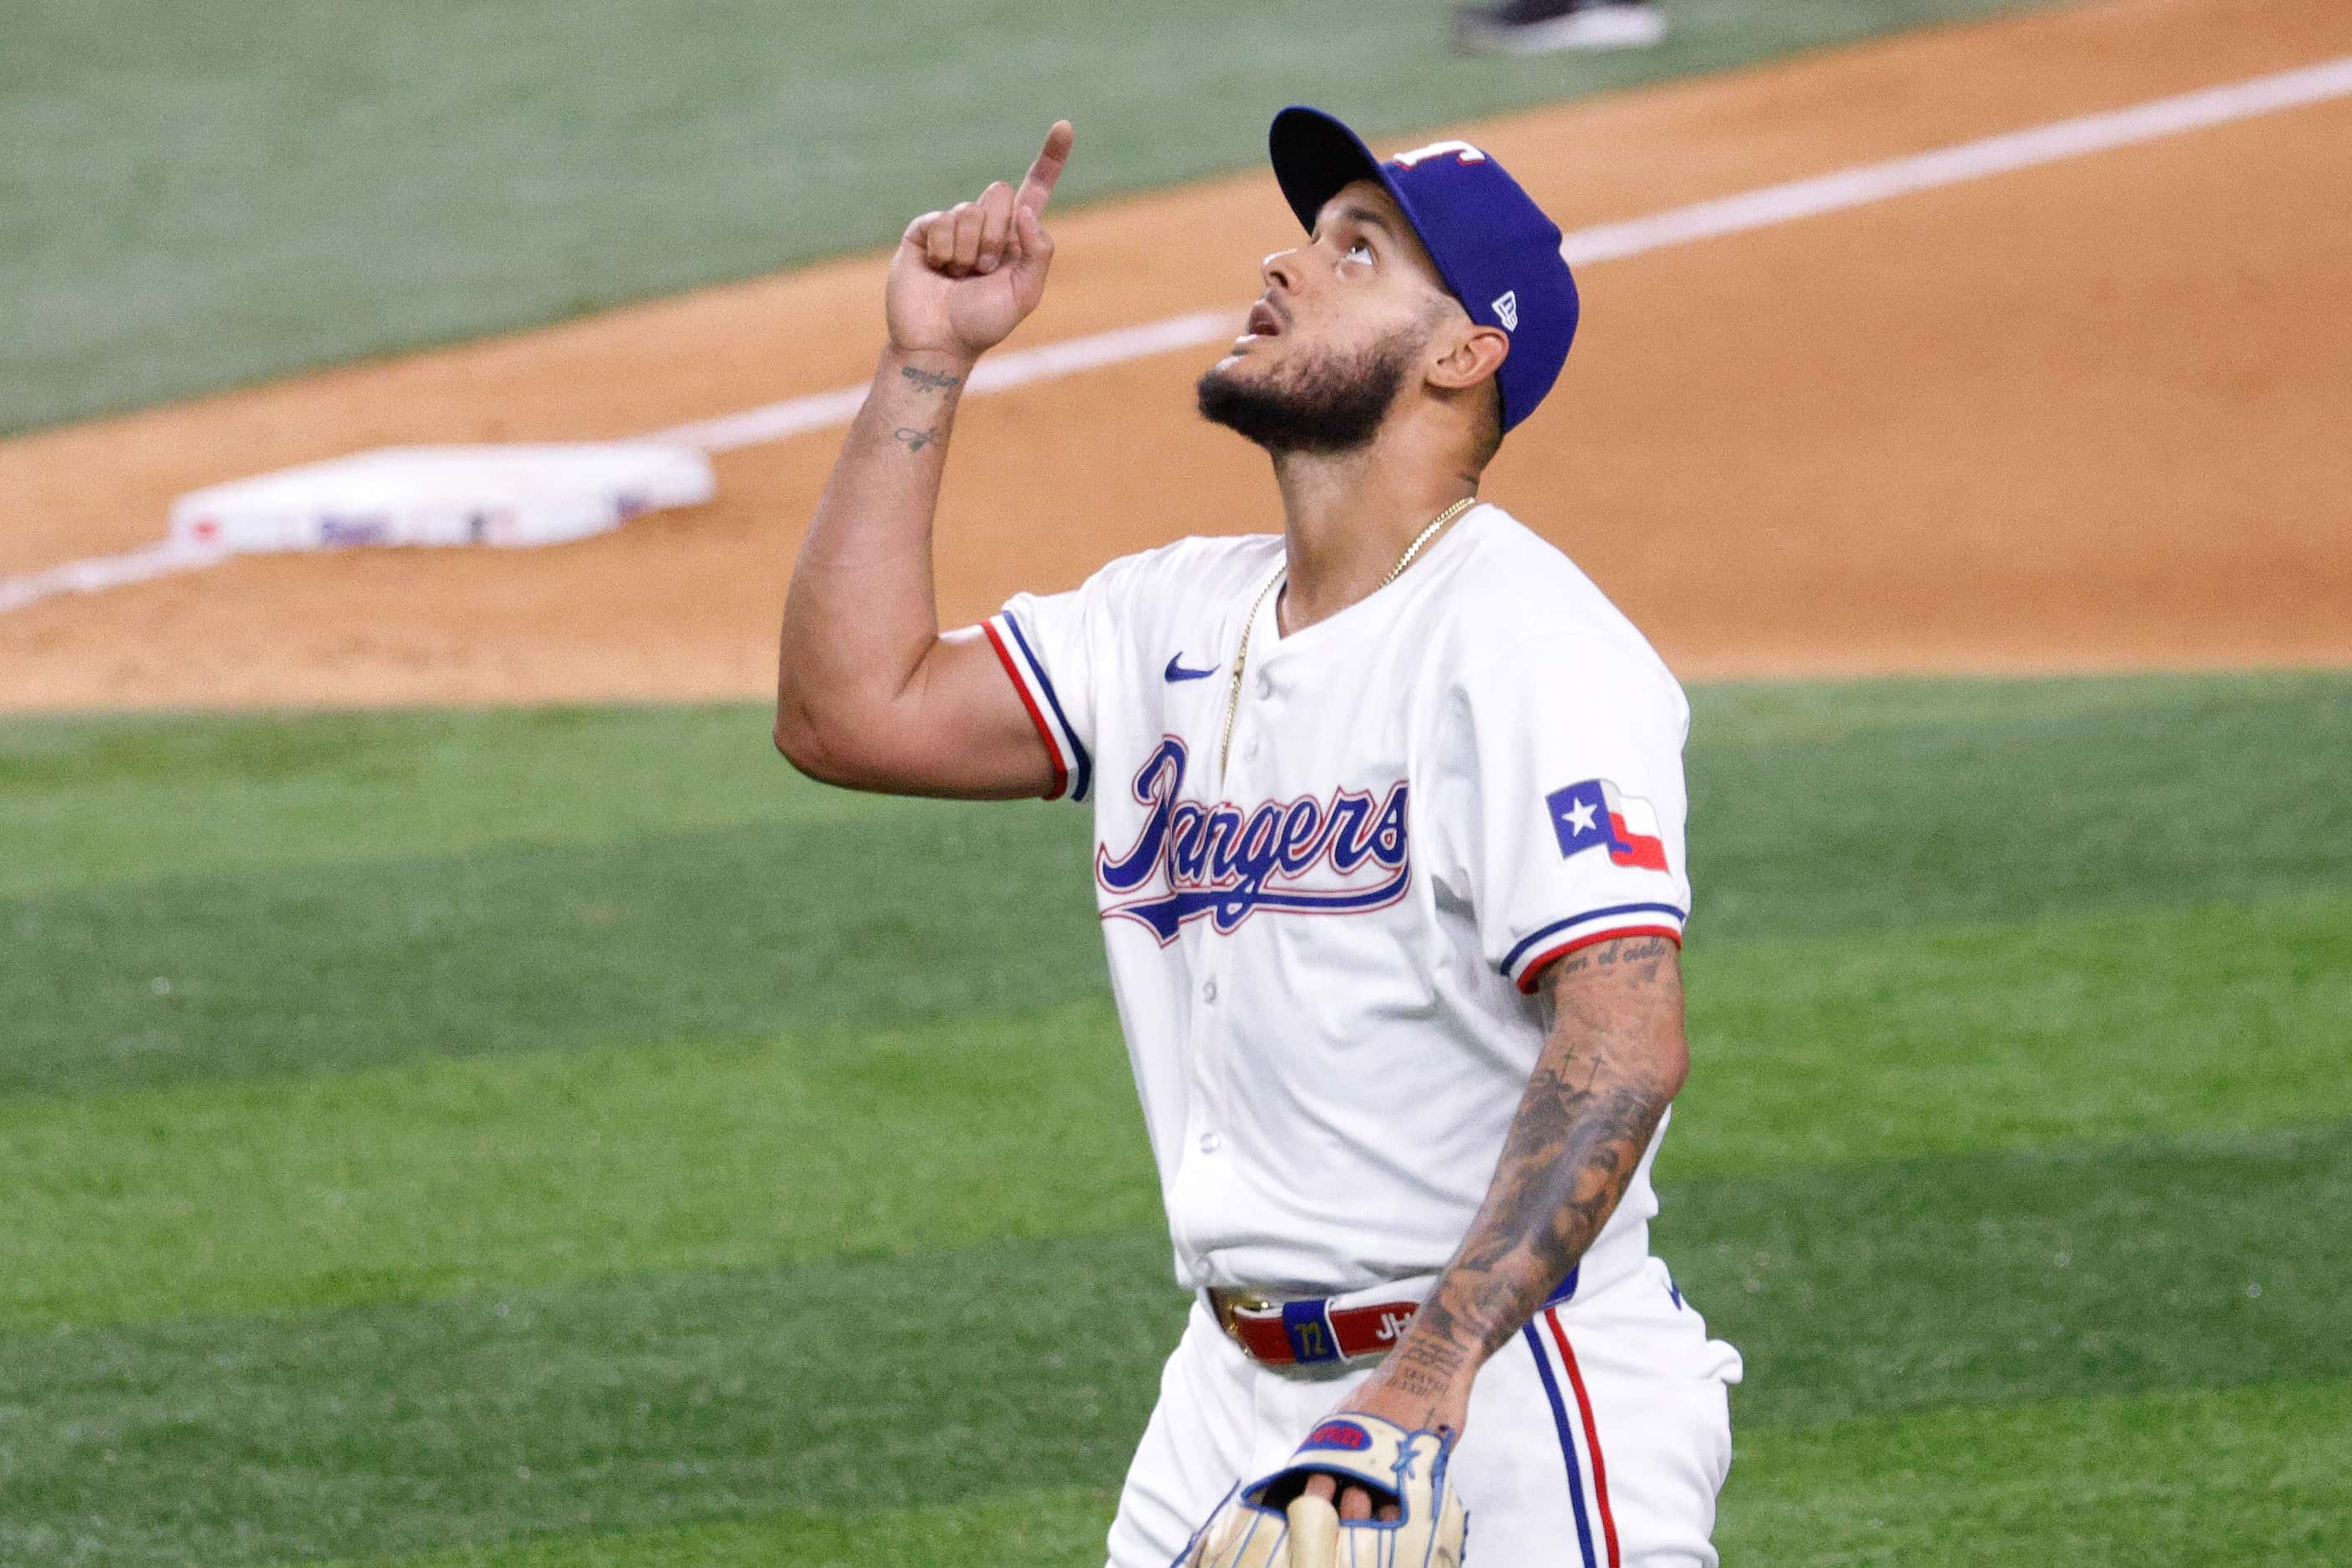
[1,670,2347,1565]
[6,898,2345,1332]
[1,0,2055,434]
[8,674,2344,1099]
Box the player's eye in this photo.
[1342,241,1373,266]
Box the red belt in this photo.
[1208,1268,1580,1368]
[1211,1289,1422,1366]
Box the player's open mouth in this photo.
[1234,299,1285,346]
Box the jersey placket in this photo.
[1177,579,1288,1262]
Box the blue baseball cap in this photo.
[1267,106,1578,434]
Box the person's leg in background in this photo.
[1451,0,1669,56]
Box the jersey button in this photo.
[1201,979,1218,1004]
[1199,1130,1222,1154]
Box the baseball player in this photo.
[776,109,1741,1565]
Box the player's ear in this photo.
[1425,319,1510,397]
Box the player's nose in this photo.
[1260,244,1304,296]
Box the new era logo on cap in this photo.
[1267,107,1580,434]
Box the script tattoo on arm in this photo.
[1378,935,1688,1415]
[898,365,963,394]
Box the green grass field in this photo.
[3,670,2347,1566]
[0,0,2054,436]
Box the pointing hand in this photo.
[888,121,1074,363]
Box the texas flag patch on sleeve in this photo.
[1545,778,1669,872]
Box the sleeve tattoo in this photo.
[1381,935,1687,1409]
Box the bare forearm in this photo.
[776,346,974,734]
[1384,936,1687,1410]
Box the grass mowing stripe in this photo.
[0,1229,1182,1568]
[0,798,1107,1099]
[1723,1378,2352,1565]
[1718,1378,2352,1566]
[1677,890,2352,1171]
[306,1380,2352,1567]
[0,1002,1155,1330]
[311,1485,1121,1568]
[1680,671,2352,937]
[1686,1122,2352,1429]
[4,893,2344,1330]
[1678,667,2351,745]
[0,706,904,901]
[3,1124,2344,1566]
[8,674,2347,1100]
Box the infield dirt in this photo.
[2,0,2346,712]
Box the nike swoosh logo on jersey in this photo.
[1164,655,1220,682]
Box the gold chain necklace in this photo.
[1217,497,1477,780]
[1381,494,1478,589]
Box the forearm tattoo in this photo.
[1387,936,1682,1414]
[891,425,943,453]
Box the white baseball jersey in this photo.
[981,503,1692,1301]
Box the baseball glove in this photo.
[1177,1414,1467,1567]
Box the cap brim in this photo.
[1268,107,1388,235]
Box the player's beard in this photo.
[1195,326,1419,455]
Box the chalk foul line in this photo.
[653,308,1243,453]
[0,539,232,617]
[8,53,2349,616]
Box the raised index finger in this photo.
[1015,120,1075,216]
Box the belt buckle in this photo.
[1215,1290,1281,1348]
